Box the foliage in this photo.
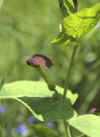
[69,114,100,137]
[52,2,100,45]
[0,81,78,121]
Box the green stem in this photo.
[77,134,84,137]
[63,45,78,100]
[37,67,55,91]
[79,76,99,113]
[58,0,68,17]
[58,0,64,12]
[64,120,72,137]
[58,0,63,8]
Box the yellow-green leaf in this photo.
[63,3,100,40]
[58,0,77,17]
[0,81,78,121]
[68,114,100,137]
[52,3,100,46]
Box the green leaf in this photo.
[64,0,77,14]
[52,3,100,45]
[58,0,77,17]
[63,3,100,40]
[0,81,78,121]
[33,124,58,137]
[68,114,100,137]
[51,31,71,46]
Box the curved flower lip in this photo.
[26,54,53,69]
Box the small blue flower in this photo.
[28,116,36,124]
[45,122,55,127]
[16,125,28,135]
[0,105,5,115]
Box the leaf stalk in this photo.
[63,45,78,100]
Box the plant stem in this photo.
[63,45,78,100]
[37,67,55,91]
[58,0,63,9]
[79,76,99,113]
[58,0,68,17]
[64,120,72,137]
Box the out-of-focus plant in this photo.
[1,0,100,137]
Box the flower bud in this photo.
[26,54,53,69]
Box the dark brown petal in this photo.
[26,54,53,69]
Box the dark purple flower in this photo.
[0,105,5,115]
[26,54,53,69]
[16,125,28,135]
[45,122,55,127]
[28,116,36,124]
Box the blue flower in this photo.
[45,122,55,127]
[28,116,36,124]
[0,105,5,115]
[16,125,28,135]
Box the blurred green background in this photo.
[0,0,100,136]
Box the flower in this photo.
[28,116,36,124]
[45,122,55,127]
[26,54,55,90]
[26,54,53,69]
[16,125,28,135]
[0,105,5,115]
